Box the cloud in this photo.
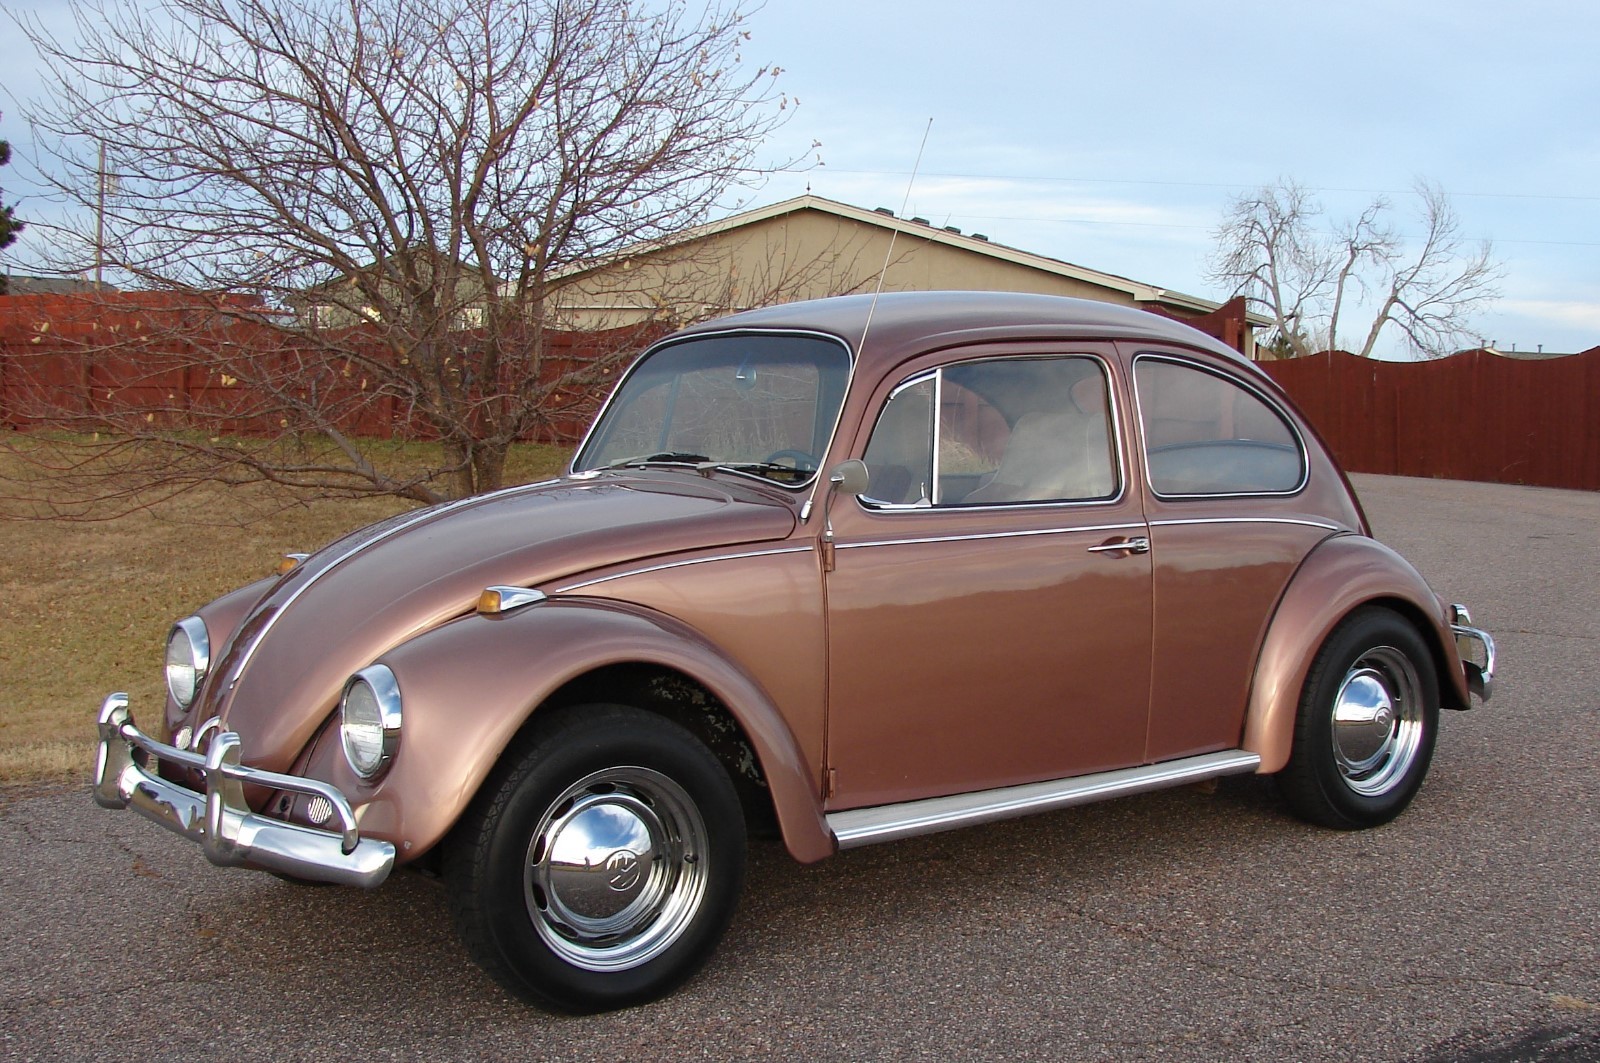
[1496,299,1600,331]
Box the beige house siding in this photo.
[547,196,1256,356]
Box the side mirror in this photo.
[820,460,868,571]
[827,459,870,498]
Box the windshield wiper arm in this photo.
[601,451,712,470]
[708,461,815,482]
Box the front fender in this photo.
[1243,534,1469,774]
[328,597,834,866]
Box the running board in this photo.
[827,749,1262,850]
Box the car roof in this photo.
[671,291,1253,378]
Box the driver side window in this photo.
[861,356,1117,507]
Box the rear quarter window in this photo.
[1134,356,1305,496]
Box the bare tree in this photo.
[7,0,804,506]
[1208,178,1501,359]
[0,124,22,291]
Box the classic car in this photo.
[94,291,1495,1011]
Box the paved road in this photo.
[3,474,1597,1062]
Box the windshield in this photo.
[573,332,852,486]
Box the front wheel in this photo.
[1278,607,1440,830]
[445,705,746,1011]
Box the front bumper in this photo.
[93,694,395,888]
[1450,604,1496,702]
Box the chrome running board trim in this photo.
[827,749,1262,849]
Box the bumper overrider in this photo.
[93,693,395,888]
[1449,604,1497,702]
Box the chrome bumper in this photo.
[1450,604,1496,702]
[93,693,395,888]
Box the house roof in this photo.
[677,290,1252,377]
[571,194,1259,322]
[2,275,119,296]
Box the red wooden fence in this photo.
[0,292,661,444]
[5,293,1598,490]
[1260,349,1600,492]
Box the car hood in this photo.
[200,473,798,772]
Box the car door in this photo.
[1129,348,1338,762]
[822,347,1154,811]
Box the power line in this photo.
[823,168,1600,204]
[896,212,1600,248]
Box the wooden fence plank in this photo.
[1260,350,1600,491]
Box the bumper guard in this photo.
[1449,604,1496,702]
[93,693,394,888]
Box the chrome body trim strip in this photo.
[827,749,1262,849]
[836,522,1147,551]
[862,493,1123,515]
[553,546,815,594]
[93,694,395,888]
[1148,516,1341,532]
[229,480,561,683]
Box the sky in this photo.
[2,0,1596,357]
[735,0,1600,357]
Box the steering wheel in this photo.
[763,449,818,473]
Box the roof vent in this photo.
[912,216,930,226]
[874,207,895,217]
[943,226,961,235]
[972,233,990,242]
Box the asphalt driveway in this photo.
[3,473,1597,1062]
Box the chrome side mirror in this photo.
[827,459,869,497]
[820,460,868,570]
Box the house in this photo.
[546,195,1263,357]
[2,274,119,296]
[293,251,499,330]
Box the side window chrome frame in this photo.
[857,353,1127,513]
[858,370,937,510]
[1131,352,1309,500]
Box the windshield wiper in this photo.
[707,461,817,484]
[597,454,812,484]
[600,451,712,470]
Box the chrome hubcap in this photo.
[524,767,708,971]
[1330,646,1424,797]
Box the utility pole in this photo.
[95,142,105,289]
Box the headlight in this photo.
[340,665,402,779]
[165,617,211,709]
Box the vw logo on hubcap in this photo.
[605,849,642,892]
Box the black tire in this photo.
[444,705,745,1012]
[1278,607,1440,830]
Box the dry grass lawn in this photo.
[0,438,572,782]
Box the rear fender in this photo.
[1243,534,1470,774]
[328,597,834,865]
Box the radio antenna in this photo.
[858,117,933,353]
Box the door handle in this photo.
[1087,536,1150,556]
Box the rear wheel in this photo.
[445,705,745,1011]
[1278,608,1439,829]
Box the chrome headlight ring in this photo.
[340,664,403,780]
[165,616,212,710]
